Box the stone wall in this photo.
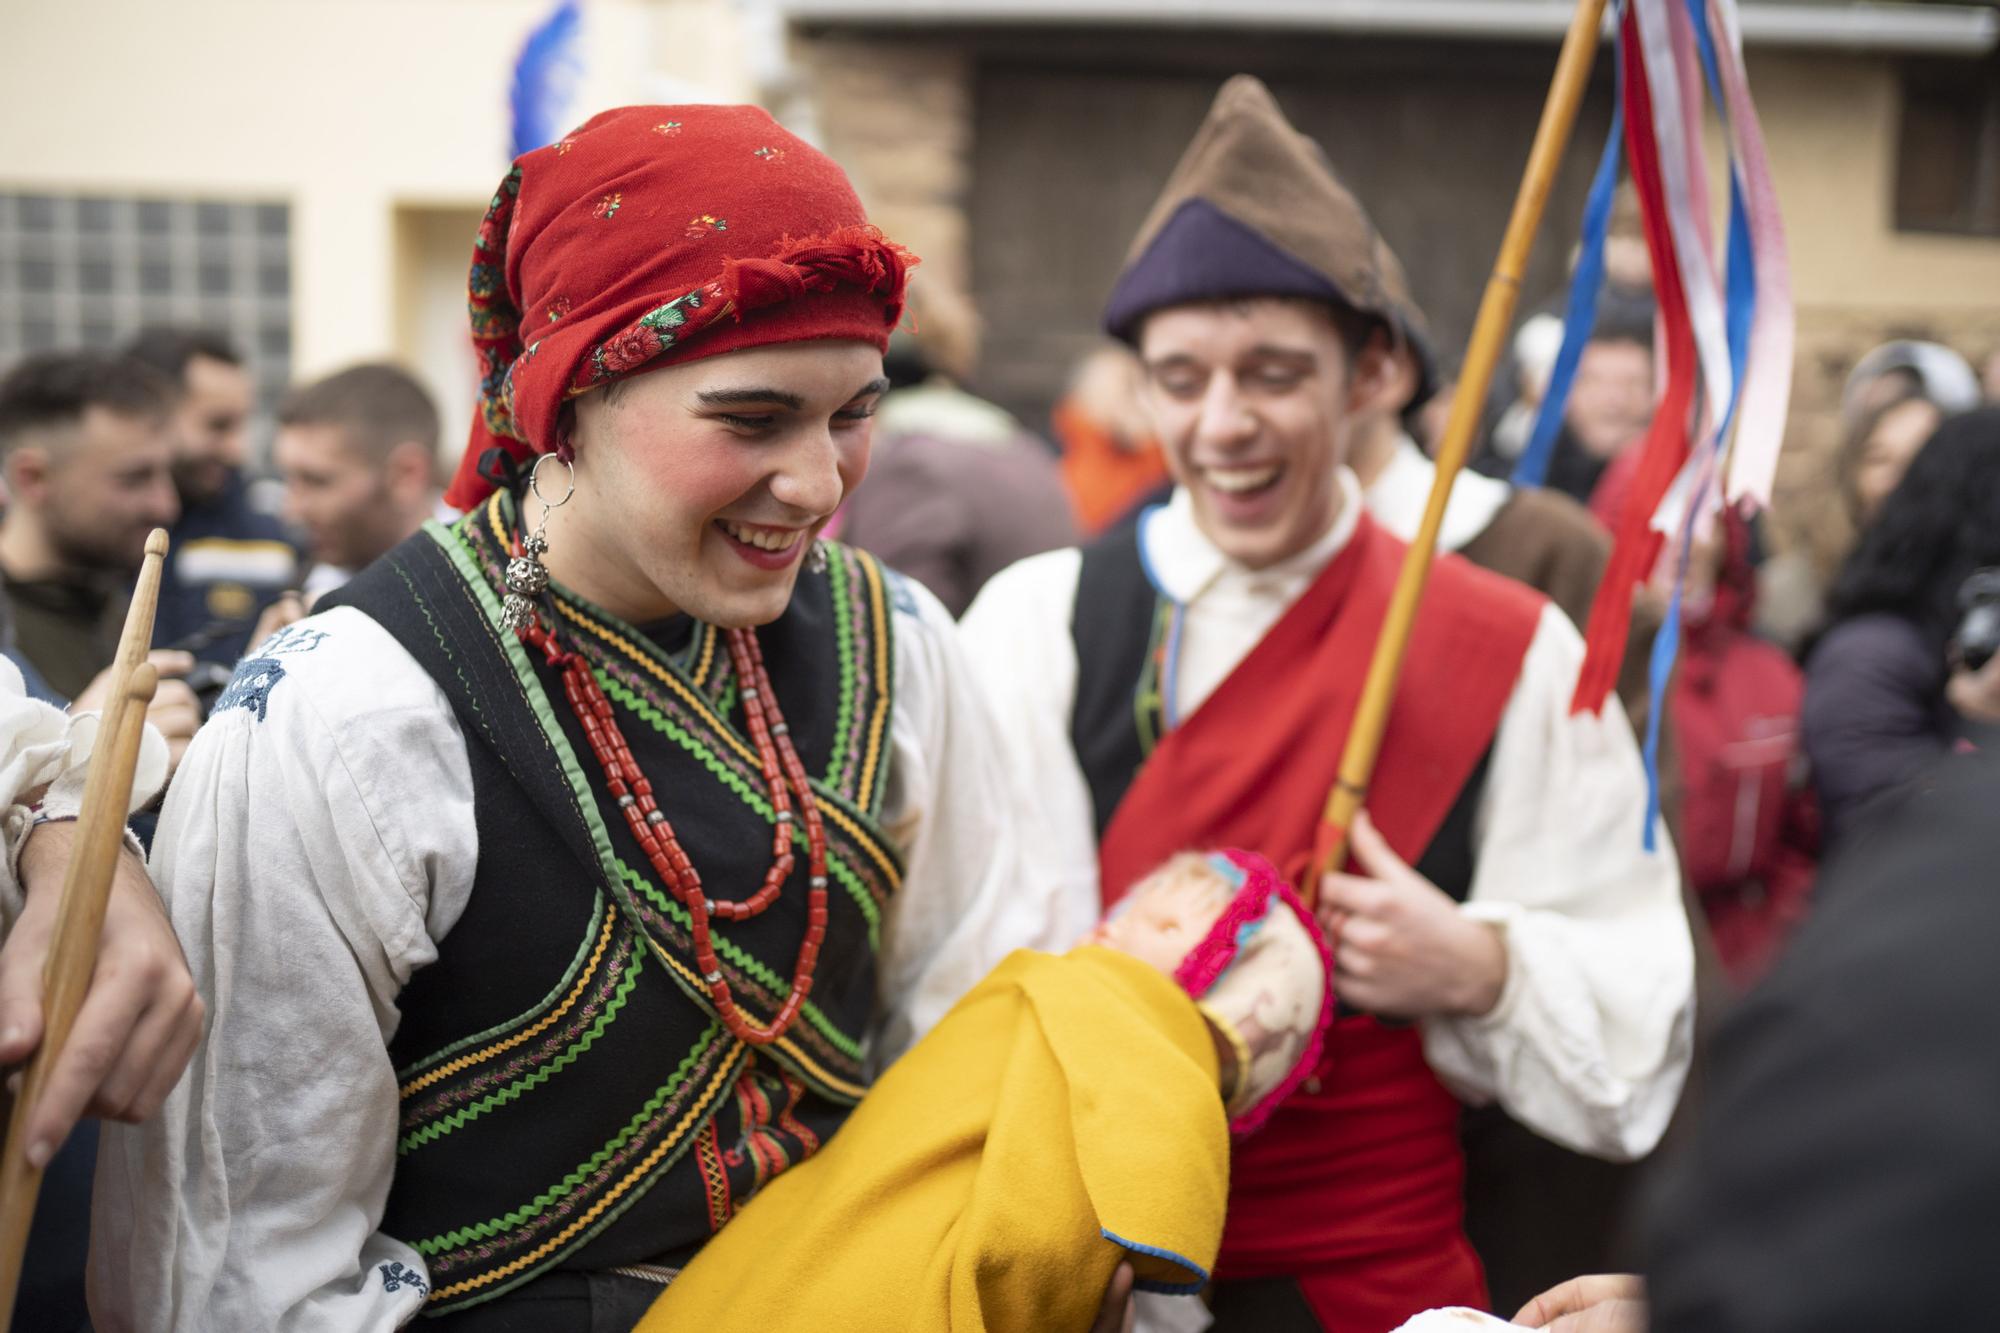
[789,34,976,315]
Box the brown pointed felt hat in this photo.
[1103,74,1439,406]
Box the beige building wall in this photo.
[0,0,755,460]
[1747,50,2000,567]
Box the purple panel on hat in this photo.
[1102,198,1355,343]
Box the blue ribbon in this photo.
[1512,6,1626,490]
[1633,0,1762,852]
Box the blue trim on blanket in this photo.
[1101,1227,1210,1296]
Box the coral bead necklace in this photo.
[515,610,828,1048]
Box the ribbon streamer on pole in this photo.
[1308,0,1615,893]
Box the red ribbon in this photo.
[1571,6,1699,716]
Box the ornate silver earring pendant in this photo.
[502,452,576,632]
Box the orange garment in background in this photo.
[1054,400,1171,536]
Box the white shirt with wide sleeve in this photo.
[90,571,1076,1332]
[959,469,1693,1162]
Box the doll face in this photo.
[1093,854,1234,975]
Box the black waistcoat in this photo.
[1067,519,1486,902]
[322,493,903,1317]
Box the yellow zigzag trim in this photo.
[399,902,620,1098]
[856,554,893,813]
[427,1044,743,1301]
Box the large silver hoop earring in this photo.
[502,452,577,632]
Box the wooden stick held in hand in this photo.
[1307,0,1614,901]
[0,529,169,1327]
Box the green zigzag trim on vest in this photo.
[397,945,647,1156]
[411,1019,732,1258]
[596,671,886,944]
[825,546,859,790]
[852,551,900,817]
[392,890,610,1084]
[614,858,865,1062]
[427,520,619,886]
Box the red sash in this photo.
[1098,516,1544,1327]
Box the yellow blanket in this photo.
[639,946,1228,1331]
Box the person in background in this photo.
[0,353,182,700]
[1803,407,2000,848]
[1052,342,1171,535]
[1473,303,1654,506]
[833,281,1076,617]
[1483,313,1564,468]
[1836,387,1943,536]
[123,328,300,665]
[273,361,452,602]
[1643,503,1817,989]
[1756,367,1961,660]
[1839,337,1980,422]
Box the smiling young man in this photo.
[961,76,1693,1331]
[87,105,1123,1331]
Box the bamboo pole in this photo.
[1307,0,1613,899]
[0,529,169,1325]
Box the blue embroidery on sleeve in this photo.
[379,1261,429,1295]
[259,625,332,658]
[211,624,333,722]
[211,657,286,722]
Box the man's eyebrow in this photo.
[696,387,806,410]
[851,376,891,400]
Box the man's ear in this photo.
[5,445,54,508]
[385,440,435,499]
[1345,328,1411,420]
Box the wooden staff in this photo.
[0,529,168,1325]
[1307,0,1613,898]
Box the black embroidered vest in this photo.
[323,493,903,1316]
[1067,519,1486,901]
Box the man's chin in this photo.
[173,463,233,506]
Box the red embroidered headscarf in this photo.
[446,103,917,509]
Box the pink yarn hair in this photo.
[1170,848,1335,1137]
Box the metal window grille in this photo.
[0,192,293,415]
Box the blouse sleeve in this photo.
[868,568,1101,1067]
[1420,604,1695,1161]
[88,612,477,1332]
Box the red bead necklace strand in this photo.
[517,614,829,1047]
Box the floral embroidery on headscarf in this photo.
[555,136,577,155]
[753,146,787,164]
[654,121,683,136]
[686,214,727,237]
[545,295,572,323]
[594,193,623,220]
